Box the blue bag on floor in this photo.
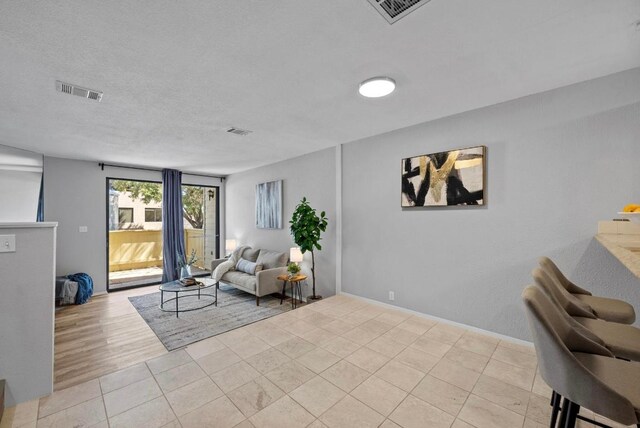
[67,273,94,305]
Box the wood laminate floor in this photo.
[54,285,167,391]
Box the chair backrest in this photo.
[522,285,637,425]
[531,277,606,347]
[532,267,595,319]
[538,256,591,295]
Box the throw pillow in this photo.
[236,258,260,275]
[241,248,260,263]
[256,250,288,270]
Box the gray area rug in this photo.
[129,285,292,351]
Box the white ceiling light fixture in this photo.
[358,77,396,98]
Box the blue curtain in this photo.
[161,169,186,283]
[36,174,44,222]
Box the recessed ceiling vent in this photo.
[367,0,431,24]
[55,80,103,102]
[226,127,252,136]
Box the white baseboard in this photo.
[339,292,533,348]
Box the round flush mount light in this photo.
[358,77,396,98]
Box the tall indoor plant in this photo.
[290,197,328,300]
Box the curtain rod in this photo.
[98,162,225,180]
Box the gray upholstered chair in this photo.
[533,268,640,362]
[539,256,635,324]
[522,285,640,428]
[538,257,592,295]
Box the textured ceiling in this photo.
[1,1,639,174]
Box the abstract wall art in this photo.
[401,146,486,207]
[256,180,283,229]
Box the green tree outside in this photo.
[111,180,205,229]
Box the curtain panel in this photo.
[161,169,186,282]
[36,174,44,222]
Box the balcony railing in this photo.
[109,229,205,272]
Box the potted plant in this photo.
[289,197,328,300]
[178,249,198,279]
[287,262,301,278]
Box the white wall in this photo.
[0,223,56,406]
[342,68,640,340]
[225,147,337,299]
[43,157,223,293]
[0,144,43,222]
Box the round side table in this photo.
[277,274,307,309]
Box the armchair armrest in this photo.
[211,258,228,273]
[256,267,287,296]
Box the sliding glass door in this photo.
[181,185,220,278]
[106,179,219,291]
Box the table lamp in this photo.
[290,247,303,264]
[225,239,237,257]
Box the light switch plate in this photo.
[0,235,16,253]
[79,226,88,233]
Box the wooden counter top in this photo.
[596,233,640,278]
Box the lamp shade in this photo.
[290,247,303,263]
[225,239,237,254]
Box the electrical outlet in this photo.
[79,226,88,233]
[389,291,395,301]
[0,235,16,253]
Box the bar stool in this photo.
[522,285,640,428]
[533,268,640,362]
[539,257,635,324]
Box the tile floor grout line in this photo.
[104,379,163,421]
[42,295,569,428]
[99,391,109,428]
[520,362,539,428]
[37,380,101,421]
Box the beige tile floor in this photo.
[0,294,634,428]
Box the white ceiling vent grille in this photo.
[367,0,431,24]
[55,80,103,102]
[226,127,252,136]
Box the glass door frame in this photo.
[104,177,220,292]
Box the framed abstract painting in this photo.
[256,180,283,229]
[401,146,486,207]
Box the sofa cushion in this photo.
[241,248,260,263]
[235,258,262,275]
[221,271,257,291]
[256,250,287,270]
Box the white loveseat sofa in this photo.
[211,247,288,305]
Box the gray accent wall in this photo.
[225,147,337,299]
[342,68,640,340]
[43,157,223,294]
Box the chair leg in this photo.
[558,398,571,428]
[549,391,562,428]
[563,400,580,428]
[256,296,260,306]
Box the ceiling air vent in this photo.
[226,127,252,136]
[367,0,431,24]
[55,80,103,102]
